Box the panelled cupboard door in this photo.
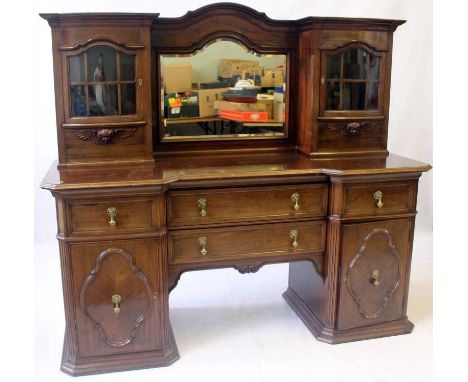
[69,239,164,357]
[337,219,413,330]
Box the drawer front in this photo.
[168,221,326,265]
[167,184,328,227]
[343,181,417,218]
[69,239,164,357]
[318,121,386,153]
[338,219,413,330]
[68,197,156,235]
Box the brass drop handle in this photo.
[112,294,122,314]
[198,237,207,256]
[107,207,117,226]
[374,191,383,208]
[291,193,301,211]
[289,230,299,249]
[198,198,207,217]
[370,270,381,287]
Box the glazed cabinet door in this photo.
[313,29,392,155]
[63,43,144,122]
[319,42,386,118]
[337,219,413,330]
[69,238,167,357]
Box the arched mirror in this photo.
[159,39,287,141]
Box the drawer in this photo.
[343,181,417,218]
[168,221,326,265]
[67,197,157,235]
[167,184,328,227]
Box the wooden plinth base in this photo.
[60,328,180,376]
[283,287,414,344]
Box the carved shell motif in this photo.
[73,127,137,145]
[80,248,153,347]
[345,228,402,319]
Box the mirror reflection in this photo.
[159,39,287,140]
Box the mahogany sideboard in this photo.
[40,4,431,376]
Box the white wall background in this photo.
[33,1,432,381]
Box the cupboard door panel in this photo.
[70,239,164,357]
[337,219,413,330]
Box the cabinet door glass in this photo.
[68,46,137,117]
[324,47,381,111]
[367,82,379,109]
[342,82,366,110]
[343,48,367,80]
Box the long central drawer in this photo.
[168,221,327,265]
[167,184,328,227]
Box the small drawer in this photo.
[168,221,326,265]
[167,184,328,227]
[67,197,156,235]
[343,181,417,218]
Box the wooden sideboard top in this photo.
[41,152,431,191]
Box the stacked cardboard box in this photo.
[260,67,284,87]
[162,63,192,94]
[218,59,260,85]
[197,88,229,117]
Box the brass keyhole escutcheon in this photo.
[138,78,143,87]
[198,237,207,256]
[289,230,299,249]
[107,207,117,226]
[112,294,122,314]
[369,270,381,287]
[291,193,301,211]
[374,191,383,208]
[198,198,207,217]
